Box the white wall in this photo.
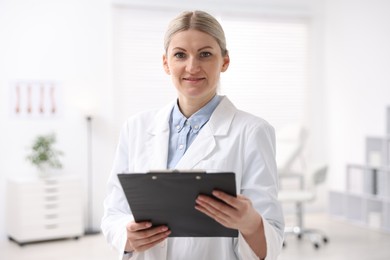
[0,0,114,240]
[298,0,390,211]
[323,0,390,191]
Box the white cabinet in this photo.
[6,175,84,245]
[329,106,390,233]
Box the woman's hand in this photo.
[125,221,171,253]
[195,191,266,258]
[195,191,262,235]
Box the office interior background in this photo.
[1,0,390,259]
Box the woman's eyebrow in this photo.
[171,46,214,52]
[172,47,187,52]
[198,46,213,51]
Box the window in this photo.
[221,16,308,130]
[112,7,309,131]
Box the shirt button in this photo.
[176,125,180,130]
[179,144,184,150]
[194,125,199,129]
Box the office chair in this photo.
[279,166,329,249]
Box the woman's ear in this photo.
[221,54,230,72]
[162,54,170,75]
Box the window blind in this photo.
[112,8,177,129]
[221,16,309,130]
[112,7,309,131]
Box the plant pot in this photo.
[36,165,52,178]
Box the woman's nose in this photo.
[186,57,201,74]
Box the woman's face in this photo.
[163,29,229,104]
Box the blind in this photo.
[221,17,309,130]
[112,8,177,129]
[112,7,309,131]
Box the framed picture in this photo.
[10,81,62,118]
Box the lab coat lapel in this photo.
[146,102,175,170]
[175,124,216,169]
[175,96,236,170]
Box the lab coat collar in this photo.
[147,101,175,135]
[146,96,237,170]
[208,96,236,136]
[175,96,237,169]
[146,101,175,170]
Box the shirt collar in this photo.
[171,95,222,134]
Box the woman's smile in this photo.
[182,76,206,84]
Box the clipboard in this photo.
[118,171,238,237]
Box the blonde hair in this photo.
[164,10,228,56]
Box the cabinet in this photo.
[6,175,84,245]
[329,106,390,233]
[329,165,390,232]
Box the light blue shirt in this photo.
[167,95,222,169]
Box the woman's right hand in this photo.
[125,221,171,253]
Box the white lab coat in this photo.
[101,96,284,260]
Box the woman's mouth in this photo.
[183,77,205,83]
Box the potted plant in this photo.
[26,133,64,177]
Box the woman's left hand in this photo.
[195,190,262,235]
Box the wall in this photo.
[323,0,390,191]
[0,0,114,240]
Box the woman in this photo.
[101,10,284,260]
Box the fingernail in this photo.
[162,226,168,231]
[146,222,152,228]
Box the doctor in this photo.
[101,10,284,260]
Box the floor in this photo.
[279,214,390,260]
[1,213,389,260]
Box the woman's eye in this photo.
[174,52,186,59]
[200,52,212,58]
